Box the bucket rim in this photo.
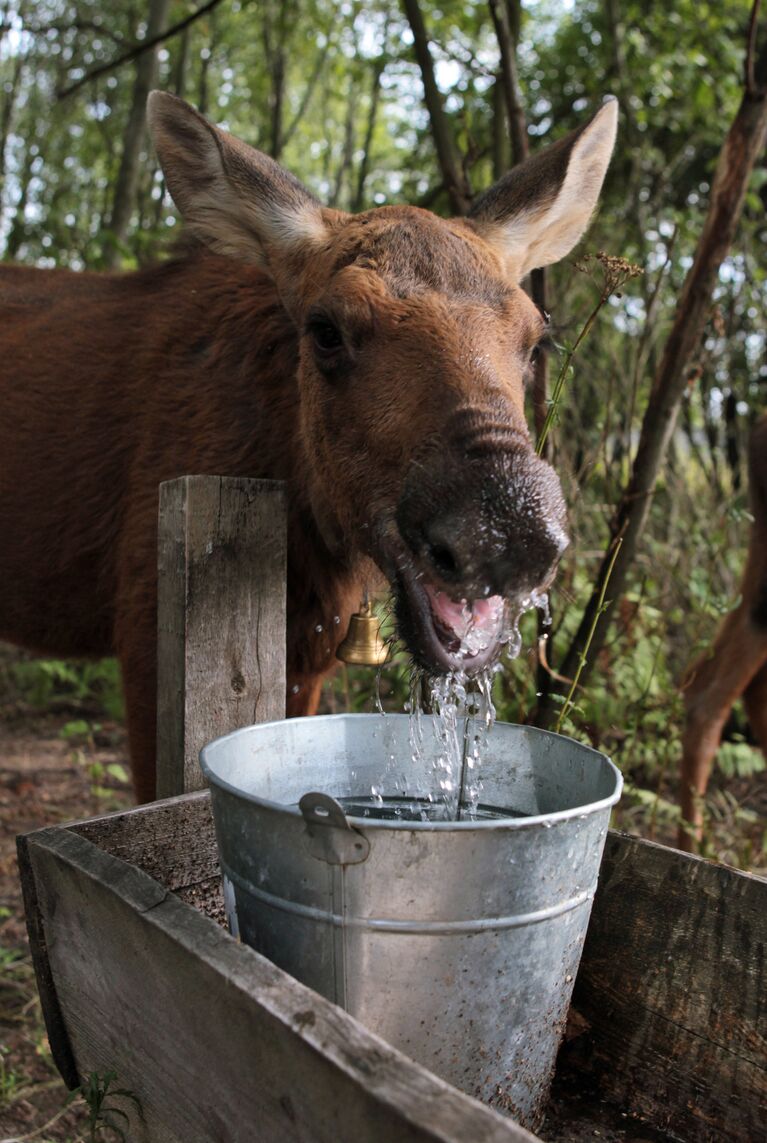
[199,713,623,831]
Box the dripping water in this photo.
[362,590,550,821]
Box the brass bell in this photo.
[336,601,389,666]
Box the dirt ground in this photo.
[0,707,132,1143]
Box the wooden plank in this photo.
[31,797,767,1140]
[25,825,536,1143]
[571,832,767,1142]
[156,476,287,799]
[15,832,80,1089]
[70,791,217,891]
[70,791,225,921]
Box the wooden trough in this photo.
[18,478,767,1143]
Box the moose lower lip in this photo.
[394,565,502,675]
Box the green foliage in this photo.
[0,1044,22,1108]
[68,1070,142,1143]
[8,657,124,720]
[57,718,131,803]
[717,737,766,780]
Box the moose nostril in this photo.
[426,541,461,582]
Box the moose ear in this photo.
[469,99,618,281]
[147,91,329,270]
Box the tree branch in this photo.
[57,0,229,101]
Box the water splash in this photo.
[371,590,549,820]
[400,667,499,820]
[408,672,425,767]
[428,672,467,818]
[374,664,385,714]
[459,666,498,818]
[501,589,551,662]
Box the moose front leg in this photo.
[679,606,767,851]
[115,610,159,804]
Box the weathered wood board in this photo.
[19,794,767,1143]
[156,476,287,799]
[571,832,767,1142]
[19,821,535,1143]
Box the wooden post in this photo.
[156,476,287,799]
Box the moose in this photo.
[679,413,767,850]
[0,93,617,801]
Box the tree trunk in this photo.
[173,24,190,99]
[198,11,217,116]
[281,41,331,154]
[538,29,767,724]
[331,76,357,208]
[4,139,34,259]
[262,0,288,160]
[0,48,23,202]
[353,53,386,211]
[487,1,549,442]
[489,0,528,166]
[724,390,742,492]
[491,76,511,179]
[105,0,171,268]
[400,0,472,215]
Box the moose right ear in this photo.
[147,91,330,271]
[469,99,618,281]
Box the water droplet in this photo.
[315,624,323,633]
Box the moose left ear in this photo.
[469,99,618,281]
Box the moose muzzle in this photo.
[393,442,569,673]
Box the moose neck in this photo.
[152,251,379,685]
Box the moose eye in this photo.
[529,344,540,366]
[308,318,344,356]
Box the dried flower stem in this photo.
[536,252,643,458]
[555,535,624,734]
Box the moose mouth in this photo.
[393,560,506,676]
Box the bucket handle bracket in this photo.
[299,792,371,865]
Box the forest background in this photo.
[1,0,766,874]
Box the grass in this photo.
[67,1073,141,1143]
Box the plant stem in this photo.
[555,536,624,734]
[535,298,605,457]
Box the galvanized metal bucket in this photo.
[200,713,621,1130]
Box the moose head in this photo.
[148,93,617,677]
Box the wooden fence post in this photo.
[155,476,287,799]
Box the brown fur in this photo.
[0,236,541,800]
[679,413,767,850]
[0,254,371,799]
[0,96,618,801]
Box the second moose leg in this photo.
[679,415,767,850]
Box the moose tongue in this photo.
[424,585,504,657]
